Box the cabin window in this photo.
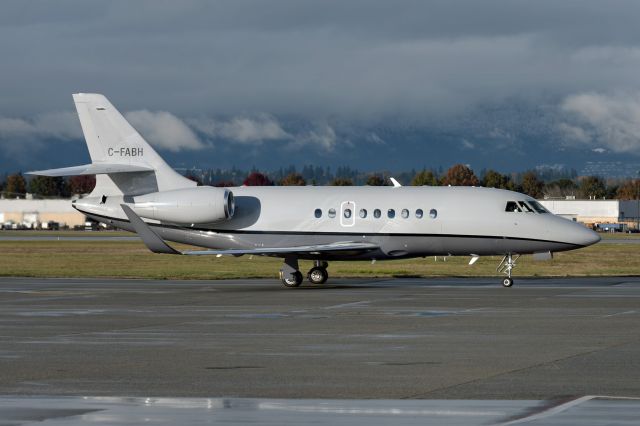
[429,209,438,219]
[328,208,336,218]
[518,201,534,213]
[388,209,395,219]
[314,209,322,218]
[401,209,409,219]
[529,200,549,213]
[505,201,521,212]
[374,209,381,218]
[344,208,352,219]
[416,209,423,219]
[359,209,367,218]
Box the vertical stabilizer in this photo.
[72,93,195,195]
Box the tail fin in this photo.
[29,93,195,196]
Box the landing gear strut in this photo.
[280,257,303,287]
[497,253,519,287]
[307,261,329,285]
[280,258,330,287]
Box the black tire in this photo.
[308,267,329,284]
[502,277,514,288]
[282,271,303,288]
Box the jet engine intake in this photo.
[130,186,235,224]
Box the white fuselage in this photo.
[74,185,600,260]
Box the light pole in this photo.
[637,171,640,232]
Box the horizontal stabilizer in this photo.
[27,163,154,177]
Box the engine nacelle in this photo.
[130,186,235,224]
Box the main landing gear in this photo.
[496,253,519,287]
[279,258,328,287]
[308,261,329,285]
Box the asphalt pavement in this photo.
[1,276,640,424]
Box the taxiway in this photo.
[1,276,639,400]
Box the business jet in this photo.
[29,94,600,288]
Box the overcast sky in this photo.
[2,0,640,173]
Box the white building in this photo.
[0,199,85,228]
[540,199,640,228]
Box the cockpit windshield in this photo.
[506,200,547,213]
[528,200,549,213]
[518,201,534,212]
[505,201,521,212]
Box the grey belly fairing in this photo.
[89,213,578,261]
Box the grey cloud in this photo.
[190,115,341,151]
[125,110,205,152]
[0,112,82,159]
[3,1,640,120]
[4,0,640,169]
[560,92,640,154]
[293,123,339,152]
[191,115,290,145]
[557,122,592,144]
[0,111,82,156]
[0,112,81,141]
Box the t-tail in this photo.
[28,93,195,196]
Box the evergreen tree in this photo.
[579,176,607,199]
[280,173,306,186]
[482,169,510,189]
[329,177,353,186]
[411,169,438,186]
[366,174,385,186]
[4,173,26,198]
[521,171,544,198]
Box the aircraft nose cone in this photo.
[575,225,601,247]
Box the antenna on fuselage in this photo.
[389,177,402,188]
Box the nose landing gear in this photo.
[497,253,519,287]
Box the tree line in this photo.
[2,164,639,200]
[201,164,640,200]
[1,174,95,199]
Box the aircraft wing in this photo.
[182,242,378,256]
[121,204,378,256]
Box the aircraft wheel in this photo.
[308,267,328,284]
[502,277,514,288]
[282,271,303,288]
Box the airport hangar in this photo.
[0,196,638,230]
[0,198,85,229]
[540,199,640,230]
